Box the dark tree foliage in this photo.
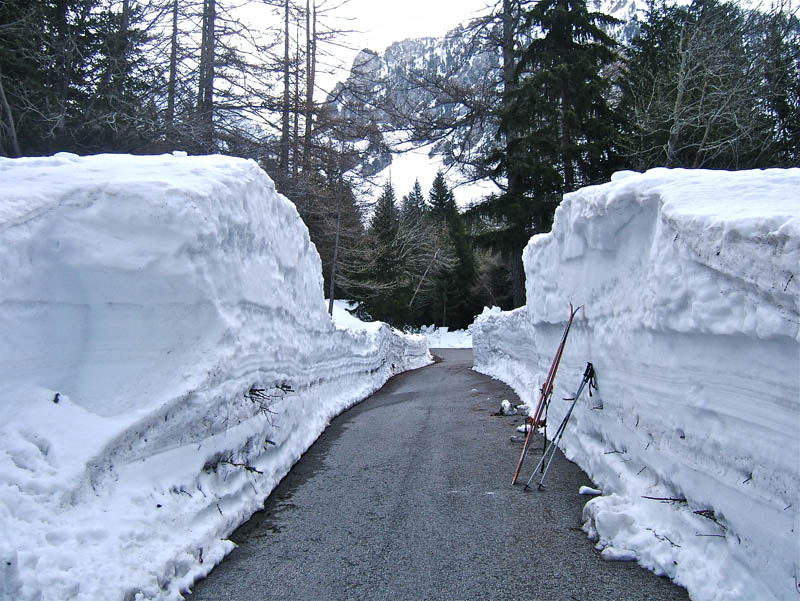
[620,0,800,169]
[428,170,458,223]
[507,0,621,194]
[0,0,156,155]
[472,0,621,307]
[425,172,479,329]
[356,182,404,321]
[401,179,427,221]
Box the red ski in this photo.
[511,303,581,485]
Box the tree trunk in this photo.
[502,0,522,210]
[280,0,291,174]
[503,0,526,309]
[113,0,131,95]
[0,69,21,158]
[561,85,574,192]
[667,24,690,167]
[198,0,216,150]
[167,0,178,127]
[292,19,300,177]
[327,197,342,316]
[303,0,316,171]
[502,0,517,95]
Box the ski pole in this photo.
[511,304,582,485]
[524,362,596,490]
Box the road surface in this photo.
[189,349,689,601]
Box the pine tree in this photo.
[359,182,403,321]
[400,179,427,223]
[474,0,620,306]
[424,171,478,329]
[509,0,621,194]
[428,171,458,225]
[0,0,154,155]
[371,181,399,245]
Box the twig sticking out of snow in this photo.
[641,496,688,504]
[244,383,294,424]
[647,528,681,548]
[219,460,264,475]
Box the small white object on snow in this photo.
[600,547,638,562]
[499,399,517,415]
[579,486,602,496]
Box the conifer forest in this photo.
[1,0,797,329]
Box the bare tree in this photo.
[0,67,20,157]
[621,0,797,169]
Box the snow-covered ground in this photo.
[0,153,430,601]
[473,168,800,601]
[330,300,473,348]
[418,324,473,348]
[372,142,500,209]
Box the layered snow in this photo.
[0,153,430,601]
[473,168,800,601]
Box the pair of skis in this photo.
[524,361,596,489]
[511,303,582,485]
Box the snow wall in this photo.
[473,168,800,601]
[0,153,430,601]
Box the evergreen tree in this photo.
[426,171,478,329]
[428,171,458,225]
[371,181,399,245]
[0,0,156,155]
[474,0,620,306]
[760,10,800,165]
[400,179,427,223]
[509,0,621,193]
[359,182,404,322]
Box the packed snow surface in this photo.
[473,168,800,601]
[0,153,431,601]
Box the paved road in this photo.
[189,349,689,601]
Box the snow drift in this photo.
[0,152,430,601]
[473,168,800,601]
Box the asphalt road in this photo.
[188,349,689,601]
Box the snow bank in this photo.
[328,299,383,333]
[473,168,800,601]
[329,301,473,347]
[0,153,430,601]
[419,324,473,348]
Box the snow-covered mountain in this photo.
[328,0,649,204]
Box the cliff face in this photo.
[328,0,648,178]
